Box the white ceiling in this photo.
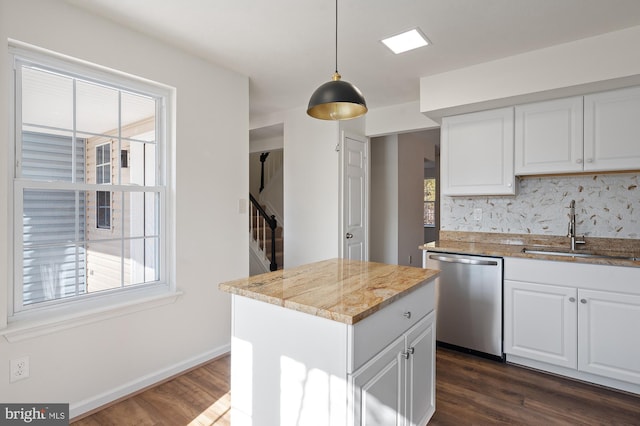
[66,0,640,122]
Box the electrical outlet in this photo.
[10,356,29,383]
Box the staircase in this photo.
[249,194,283,272]
[249,149,284,274]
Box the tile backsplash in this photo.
[441,173,639,239]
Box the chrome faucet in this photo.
[567,200,586,251]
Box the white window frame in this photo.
[5,42,177,337]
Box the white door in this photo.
[578,289,640,385]
[341,132,369,261]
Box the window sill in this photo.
[1,290,183,343]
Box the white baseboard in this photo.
[70,343,231,420]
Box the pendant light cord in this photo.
[335,0,338,74]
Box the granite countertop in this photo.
[420,231,640,268]
[218,258,440,325]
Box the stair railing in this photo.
[249,193,278,271]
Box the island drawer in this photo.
[348,281,435,372]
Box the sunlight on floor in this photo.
[188,391,231,426]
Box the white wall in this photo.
[397,134,425,267]
[420,25,640,119]
[370,135,399,264]
[0,0,248,417]
[365,101,438,137]
[283,108,340,267]
[370,133,434,266]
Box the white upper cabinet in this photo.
[515,97,584,175]
[584,86,640,171]
[441,107,515,196]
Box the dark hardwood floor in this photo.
[72,348,640,425]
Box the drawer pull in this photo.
[403,311,412,319]
[408,347,415,355]
[569,297,576,303]
[581,299,587,304]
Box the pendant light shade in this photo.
[307,72,367,120]
[307,0,367,120]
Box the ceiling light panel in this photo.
[382,28,430,54]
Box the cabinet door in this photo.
[351,336,405,426]
[578,289,640,385]
[584,86,640,171]
[405,312,436,426]
[504,280,577,368]
[441,107,515,196]
[515,97,584,175]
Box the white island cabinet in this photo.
[504,257,640,394]
[219,259,439,426]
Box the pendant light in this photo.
[307,0,367,120]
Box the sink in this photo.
[521,247,638,261]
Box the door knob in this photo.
[346,232,354,239]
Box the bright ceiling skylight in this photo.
[381,28,430,54]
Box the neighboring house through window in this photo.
[11,44,172,315]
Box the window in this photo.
[96,191,111,229]
[424,178,436,227]
[11,46,171,315]
[96,143,111,229]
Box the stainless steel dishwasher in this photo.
[424,251,504,360]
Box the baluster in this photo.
[262,217,266,252]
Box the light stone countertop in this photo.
[421,231,640,268]
[219,258,440,325]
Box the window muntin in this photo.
[13,50,167,314]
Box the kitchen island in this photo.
[219,258,440,426]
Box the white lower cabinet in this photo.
[504,280,577,368]
[350,312,435,426]
[504,257,640,394]
[578,289,640,385]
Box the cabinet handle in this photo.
[580,299,587,304]
[586,158,593,163]
[569,297,576,303]
[403,311,412,319]
[401,347,416,360]
[576,158,583,164]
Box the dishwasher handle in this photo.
[428,254,498,266]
